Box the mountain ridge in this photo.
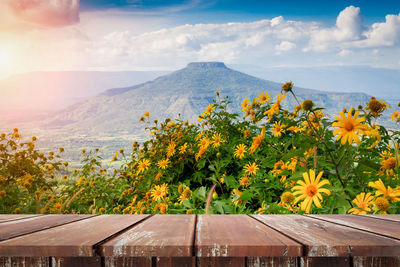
[41,62,371,137]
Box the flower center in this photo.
[344,121,354,131]
[306,185,317,197]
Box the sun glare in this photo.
[0,50,10,66]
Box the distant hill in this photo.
[0,70,169,123]
[41,62,371,136]
[239,65,400,101]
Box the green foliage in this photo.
[1,85,400,215]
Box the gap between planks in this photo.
[246,215,306,257]
[92,214,154,257]
[305,215,400,241]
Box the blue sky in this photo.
[79,0,399,22]
[0,0,399,79]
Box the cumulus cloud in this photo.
[89,17,313,68]
[5,0,79,27]
[306,6,400,51]
[307,6,365,51]
[355,13,400,47]
[275,41,296,53]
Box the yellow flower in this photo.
[332,108,367,145]
[241,98,250,111]
[110,152,119,163]
[375,197,389,213]
[144,111,150,117]
[179,143,188,154]
[234,144,247,159]
[381,157,397,170]
[258,92,270,104]
[212,133,223,148]
[195,147,207,161]
[348,192,374,214]
[292,170,331,214]
[281,192,295,203]
[157,158,170,169]
[231,189,242,206]
[167,142,176,158]
[392,111,400,122]
[204,104,214,115]
[369,179,400,202]
[263,94,286,120]
[137,159,151,174]
[154,172,162,181]
[178,188,191,204]
[239,176,250,188]
[366,97,388,117]
[249,127,265,154]
[272,121,286,137]
[243,162,259,176]
[199,137,211,149]
[150,184,168,202]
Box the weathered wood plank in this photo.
[246,257,298,267]
[103,257,152,267]
[196,215,302,257]
[51,257,101,267]
[299,257,350,267]
[0,215,95,241]
[0,215,149,257]
[197,257,245,267]
[0,257,49,267]
[156,257,195,267]
[253,215,400,257]
[361,214,400,223]
[99,215,196,257]
[0,215,42,223]
[307,214,400,240]
[352,256,400,267]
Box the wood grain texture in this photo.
[300,257,349,267]
[103,257,152,267]
[0,215,149,257]
[246,257,298,267]
[156,257,195,267]
[0,257,49,267]
[361,214,400,223]
[196,215,302,257]
[307,214,400,240]
[253,215,400,257]
[51,257,101,267]
[0,215,95,241]
[352,256,400,267]
[99,215,196,257]
[197,257,245,267]
[0,215,42,223]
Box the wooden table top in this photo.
[0,214,399,258]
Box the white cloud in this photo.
[275,41,296,53]
[307,6,400,52]
[355,13,400,47]
[89,18,312,68]
[307,6,364,51]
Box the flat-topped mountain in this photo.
[41,62,370,137]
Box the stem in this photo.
[205,184,217,214]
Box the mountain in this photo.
[41,62,371,135]
[9,62,384,161]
